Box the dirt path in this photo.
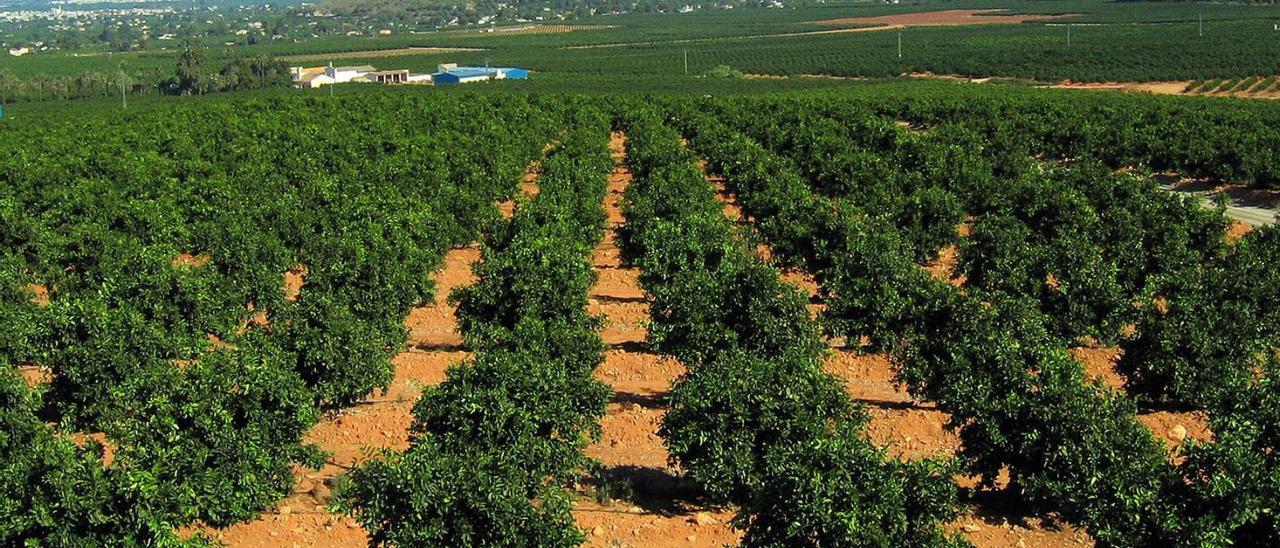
[814,9,1077,28]
[564,9,1072,51]
[198,245,479,546]
[200,163,544,546]
[572,132,741,547]
[280,46,483,63]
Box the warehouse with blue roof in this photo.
[432,63,530,85]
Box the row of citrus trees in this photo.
[706,95,1229,345]
[0,93,561,543]
[856,85,1280,189]
[335,104,616,545]
[615,104,967,546]
[672,96,1280,546]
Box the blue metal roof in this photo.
[436,67,499,79]
[432,67,528,78]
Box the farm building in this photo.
[290,63,375,87]
[292,64,423,87]
[432,64,530,85]
[295,72,335,88]
[367,70,410,84]
[326,64,376,83]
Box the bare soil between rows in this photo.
[201,130,1222,547]
[814,9,1078,29]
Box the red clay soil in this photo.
[283,265,308,302]
[924,244,967,288]
[17,364,49,387]
[498,165,543,219]
[1228,220,1254,242]
[1070,346,1213,451]
[197,162,548,546]
[574,132,741,547]
[171,252,212,268]
[815,9,1075,29]
[21,283,50,306]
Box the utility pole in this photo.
[1067,23,1071,46]
[684,49,688,75]
[1198,15,1203,37]
[897,30,902,59]
[116,62,128,109]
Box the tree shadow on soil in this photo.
[589,465,719,517]
[605,341,648,353]
[611,391,667,409]
[411,341,468,352]
[592,295,648,304]
[852,397,931,411]
[964,486,1071,533]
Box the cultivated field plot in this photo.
[3,86,1280,547]
[813,8,1077,30]
[280,46,484,62]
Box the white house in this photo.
[295,72,335,88]
[326,64,376,83]
[8,47,30,56]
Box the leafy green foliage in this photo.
[340,113,612,545]
[335,439,583,548]
[0,368,208,546]
[621,107,963,547]
[662,349,864,503]
[0,93,560,541]
[741,427,963,548]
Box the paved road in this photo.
[1164,185,1277,227]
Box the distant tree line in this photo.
[161,44,292,96]
[0,46,291,104]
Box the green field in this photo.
[4,0,1280,103]
[5,1,1280,546]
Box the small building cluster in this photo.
[431,63,529,85]
[291,63,432,88]
[291,62,530,88]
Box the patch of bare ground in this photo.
[1227,220,1254,242]
[925,244,967,288]
[575,132,742,547]
[280,46,483,63]
[1052,81,1191,96]
[21,283,50,306]
[825,350,959,460]
[171,252,211,268]
[1070,345,1213,453]
[17,364,48,387]
[1071,346,1126,391]
[814,9,1077,29]
[949,505,1092,547]
[69,431,116,466]
[200,159,545,546]
[283,265,307,301]
[498,164,543,218]
[1053,78,1280,100]
[452,23,615,37]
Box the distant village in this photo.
[290,62,530,87]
